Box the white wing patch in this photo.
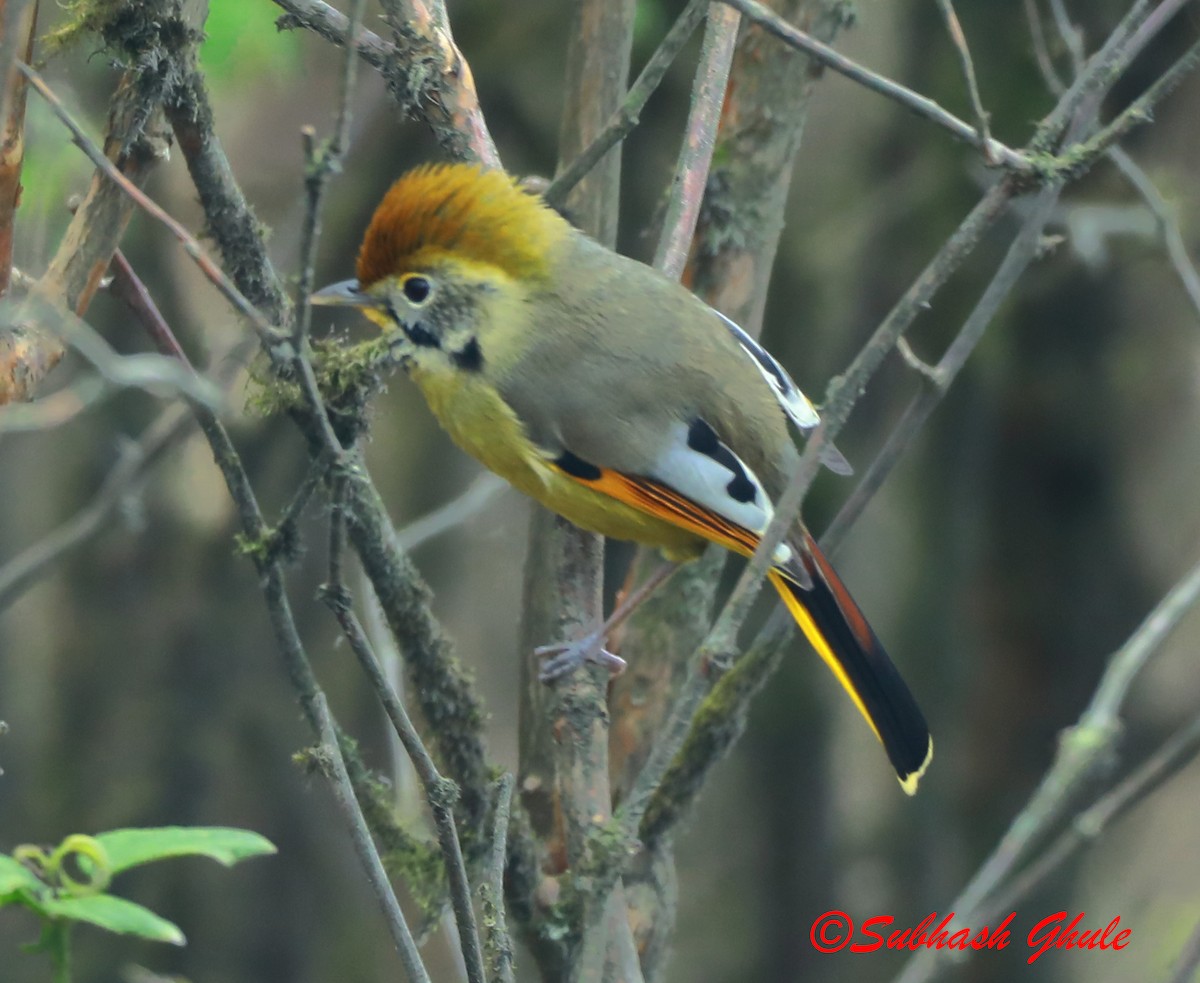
[715,310,820,429]
[715,309,854,477]
[653,419,793,567]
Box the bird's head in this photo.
[312,163,566,370]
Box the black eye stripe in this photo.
[405,322,439,348]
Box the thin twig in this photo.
[1036,2,1200,323]
[5,51,168,404]
[265,455,329,565]
[0,0,37,296]
[294,0,367,345]
[313,691,433,983]
[1108,147,1200,321]
[0,405,188,609]
[322,481,487,983]
[980,710,1200,929]
[822,185,1063,552]
[272,0,395,71]
[529,1,642,976]
[545,0,708,210]
[18,62,285,350]
[1048,0,1086,76]
[892,551,1200,983]
[109,250,193,367]
[934,0,994,163]
[165,62,292,326]
[0,295,222,430]
[1024,0,1067,95]
[653,4,741,281]
[620,177,1017,853]
[111,244,428,979]
[1166,915,1200,983]
[272,0,499,165]
[1033,0,1153,151]
[481,774,516,983]
[0,375,104,432]
[1063,38,1200,177]
[395,473,507,553]
[338,457,492,836]
[717,0,1030,171]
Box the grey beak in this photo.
[310,278,381,308]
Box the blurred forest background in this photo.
[2,1,1200,982]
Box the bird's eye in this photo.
[402,275,432,305]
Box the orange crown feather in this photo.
[356,164,566,288]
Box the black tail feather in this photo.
[770,539,932,793]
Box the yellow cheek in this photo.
[360,308,395,332]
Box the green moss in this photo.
[245,335,392,420]
[382,838,448,925]
[294,740,448,927]
[42,0,200,68]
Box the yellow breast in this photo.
[408,361,704,560]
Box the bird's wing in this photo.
[715,310,819,429]
[549,413,931,793]
[714,310,853,477]
[551,415,808,584]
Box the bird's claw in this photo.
[537,633,627,683]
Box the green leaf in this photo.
[0,854,44,902]
[94,827,276,875]
[40,894,185,945]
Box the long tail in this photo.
[769,532,932,795]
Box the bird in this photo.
[313,163,932,794]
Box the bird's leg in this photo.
[537,561,680,682]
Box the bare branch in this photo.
[545,0,708,210]
[313,691,433,983]
[653,5,742,280]
[164,62,291,325]
[271,0,395,70]
[19,62,285,350]
[3,52,169,404]
[1108,147,1200,321]
[980,710,1200,935]
[481,774,516,983]
[517,2,638,977]
[273,0,499,164]
[1048,0,1086,76]
[892,550,1200,983]
[1024,0,1067,95]
[822,186,1063,551]
[1165,915,1200,983]
[339,462,493,835]
[396,473,507,553]
[0,428,159,598]
[1063,38,1200,176]
[0,295,222,435]
[934,0,994,163]
[322,482,487,983]
[0,0,36,295]
[718,0,1031,170]
[293,0,367,345]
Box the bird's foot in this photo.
[536,630,627,683]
